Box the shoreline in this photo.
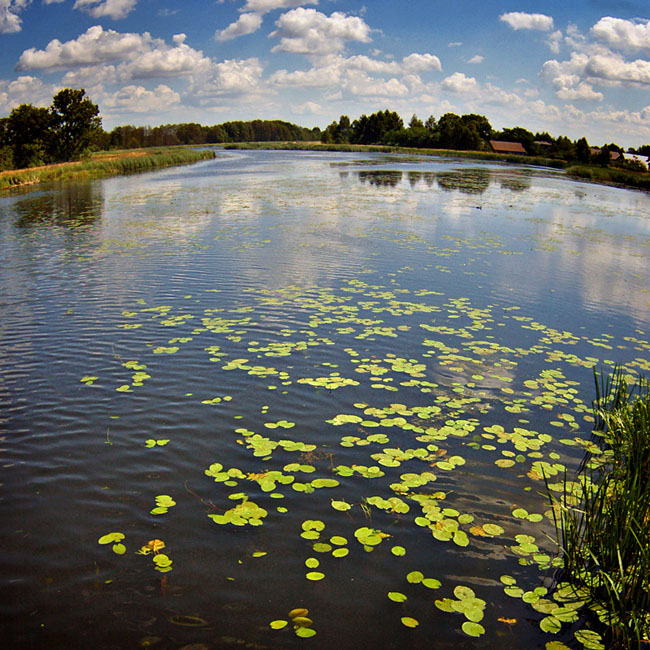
[223,141,650,192]
[0,147,216,191]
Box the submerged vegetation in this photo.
[548,370,650,648]
[0,147,215,190]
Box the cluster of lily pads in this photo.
[85,248,649,647]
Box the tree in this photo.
[409,114,424,129]
[49,88,102,161]
[575,137,591,164]
[596,145,610,167]
[6,103,53,168]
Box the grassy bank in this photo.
[566,164,650,192]
[0,147,216,191]
[223,141,565,169]
[548,369,650,648]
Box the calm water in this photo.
[1,150,649,650]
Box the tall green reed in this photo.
[548,368,649,648]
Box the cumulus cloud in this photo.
[17,26,211,81]
[402,53,442,72]
[0,0,29,33]
[216,12,262,41]
[0,75,54,112]
[294,100,322,114]
[441,72,478,94]
[556,82,603,101]
[189,57,266,99]
[468,55,484,64]
[270,8,371,56]
[585,52,650,86]
[101,83,180,113]
[73,0,138,20]
[17,25,148,69]
[242,0,317,15]
[591,17,650,53]
[270,52,440,92]
[547,30,563,54]
[500,12,554,32]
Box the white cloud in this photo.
[556,82,603,101]
[402,53,442,73]
[441,72,478,94]
[189,58,266,99]
[242,0,317,15]
[448,41,462,47]
[216,12,263,41]
[585,52,650,86]
[73,0,137,20]
[547,30,563,54]
[294,100,322,114]
[119,34,211,80]
[270,52,440,93]
[270,8,371,56]
[17,25,148,69]
[591,17,650,53]
[17,26,211,81]
[101,83,180,113]
[0,75,60,114]
[62,64,118,87]
[344,70,410,97]
[468,55,484,64]
[0,0,29,33]
[500,12,554,32]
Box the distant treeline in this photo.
[3,88,650,173]
[101,120,321,150]
[321,109,650,169]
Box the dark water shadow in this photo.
[13,183,103,229]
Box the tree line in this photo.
[103,119,321,151]
[0,88,321,171]
[321,110,648,169]
[2,88,649,172]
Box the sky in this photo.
[1,0,650,147]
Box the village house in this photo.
[489,140,527,155]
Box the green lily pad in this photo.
[388,592,407,602]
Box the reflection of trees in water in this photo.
[408,171,436,187]
[14,183,103,228]
[357,170,403,187]
[435,170,491,194]
[498,174,531,192]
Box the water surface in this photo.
[1,150,649,649]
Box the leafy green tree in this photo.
[409,114,424,129]
[575,137,591,164]
[6,103,53,168]
[49,88,102,161]
[596,145,611,167]
[352,110,403,144]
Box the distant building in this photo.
[535,141,552,149]
[622,152,649,169]
[590,147,621,161]
[490,140,527,155]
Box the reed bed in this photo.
[548,369,650,648]
[566,165,650,191]
[0,148,215,191]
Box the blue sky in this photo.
[1,0,650,146]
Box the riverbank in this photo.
[223,140,565,169]
[224,142,650,192]
[0,147,216,191]
[549,370,650,648]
